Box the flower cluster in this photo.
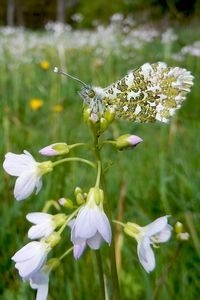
[3,137,174,299]
[11,212,66,300]
[2,60,193,299]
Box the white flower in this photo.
[29,268,50,300]
[3,150,53,200]
[12,241,51,279]
[27,212,66,239]
[70,187,111,258]
[124,216,172,273]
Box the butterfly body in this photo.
[78,62,193,123]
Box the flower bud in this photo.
[58,197,74,209]
[175,222,190,241]
[74,187,85,205]
[174,221,183,234]
[115,134,143,150]
[39,143,69,156]
[76,193,85,205]
[53,213,67,227]
[74,187,83,196]
[104,107,115,124]
[45,232,61,247]
[87,187,104,206]
[37,161,53,175]
[99,117,108,133]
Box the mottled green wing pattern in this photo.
[102,62,194,123]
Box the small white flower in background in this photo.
[161,28,178,44]
[124,216,172,273]
[39,143,69,156]
[29,268,50,300]
[12,241,51,279]
[27,212,66,239]
[3,150,53,200]
[70,187,111,259]
[175,221,190,241]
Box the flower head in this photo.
[40,60,50,70]
[3,150,53,200]
[70,187,111,259]
[124,216,172,272]
[29,98,44,111]
[27,212,66,239]
[12,241,51,280]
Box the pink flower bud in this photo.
[115,134,143,150]
[39,143,69,156]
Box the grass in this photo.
[0,21,200,299]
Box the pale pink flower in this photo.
[27,212,66,239]
[70,187,111,258]
[124,216,172,272]
[12,241,51,279]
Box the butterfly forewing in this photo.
[102,62,193,123]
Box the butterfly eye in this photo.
[88,90,95,98]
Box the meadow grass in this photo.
[0,21,200,299]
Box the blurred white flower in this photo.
[12,241,51,279]
[124,216,172,273]
[70,187,111,258]
[27,212,66,239]
[161,28,178,44]
[181,41,200,57]
[3,150,53,200]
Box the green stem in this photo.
[52,157,96,169]
[42,200,61,212]
[92,133,121,300]
[59,247,73,261]
[95,251,106,300]
[69,142,89,149]
[58,208,80,236]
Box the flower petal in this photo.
[14,172,41,201]
[137,237,155,273]
[35,177,43,194]
[27,213,52,225]
[73,242,86,259]
[154,224,172,243]
[12,242,50,279]
[30,269,49,300]
[28,224,54,240]
[73,206,97,239]
[94,207,111,244]
[87,232,103,249]
[3,151,36,176]
[146,216,169,236]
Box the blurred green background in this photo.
[0,1,200,299]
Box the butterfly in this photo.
[54,62,194,123]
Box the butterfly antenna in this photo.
[54,67,87,86]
